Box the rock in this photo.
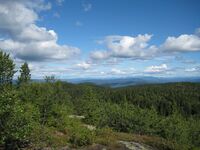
[68,115,85,119]
[82,124,96,131]
[54,131,65,136]
[118,141,154,150]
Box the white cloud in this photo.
[17,24,58,42]
[82,3,92,12]
[76,61,91,69]
[90,50,110,60]
[107,68,136,76]
[90,34,157,60]
[185,66,200,72]
[185,68,196,72]
[162,34,200,52]
[0,1,38,33]
[0,0,80,61]
[111,68,126,75]
[90,29,200,61]
[144,64,168,73]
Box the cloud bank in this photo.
[90,29,200,61]
[0,0,80,61]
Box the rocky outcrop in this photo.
[118,141,154,150]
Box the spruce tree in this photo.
[0,51,16,86]
[18,62,31,85]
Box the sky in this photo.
[0,0,200,79]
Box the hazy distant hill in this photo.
[22,76,200,88]
[67,76,200,87]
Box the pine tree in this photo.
[18,62,31,85]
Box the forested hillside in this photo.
[0,51,200,150]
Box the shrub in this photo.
[69,126,95,147]
[0,90,39,148]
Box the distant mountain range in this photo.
[28,76,200,88]
[66,76,200,87]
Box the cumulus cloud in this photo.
[90,34,157,60]
[76,61,91,69]
[162,34,200,52]
[90,29,200,61]
[0,0,80,61]
[144,64,168,73]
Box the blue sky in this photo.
[0,0,200,78]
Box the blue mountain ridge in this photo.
[66,76,200,87]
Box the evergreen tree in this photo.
[0,51,16,86]
[44,75,56,83]
[18,62,31,85]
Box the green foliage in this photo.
[69,126,95,147]
[95,128,117,146]
[186,118,200,148]
[1,80,200,149]
[0,51,16,86]
[18,62,31,85]
[30,126,69,148]
[99,102,160,134]
[64,82,200,149]
[157,112,189,144]
[38,82,72,127]
[97,82,200,117]
[17,81,73,126]
[0,90,39,148]
[75,87,103,125]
